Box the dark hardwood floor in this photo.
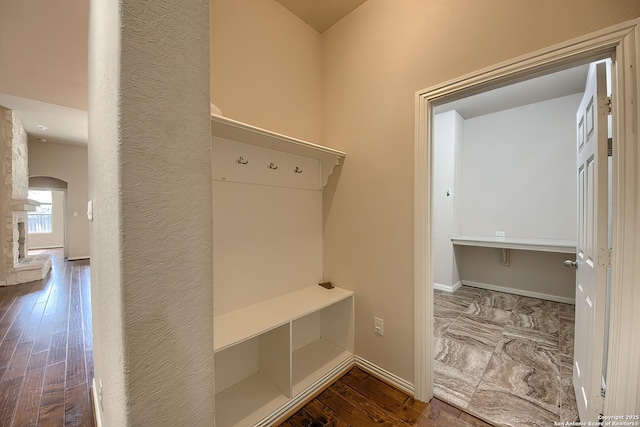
[280,367,493,427]
[0,249,94,427]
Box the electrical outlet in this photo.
[374,317,384,336]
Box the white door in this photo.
[573,61,608,422]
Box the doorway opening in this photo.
[429,60,610,425]
[28,176,69,259]
[414,19,640,426]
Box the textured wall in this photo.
[321,0,640,383]
[211,0,323,144]
[28,141,89,259]
[88,0,213,425]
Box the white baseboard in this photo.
[433,281,462,293]
[462,280,575,305]
[67,256,90,261]
[91,378,102,427]
[28,245,63,250]
[354,355,414,396]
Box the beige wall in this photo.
[28,140,89,259]
[321,0,640,383]
[0,0,88,110]
[210,0,323,144]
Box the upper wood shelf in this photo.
[211,114,345,189]
[214,285,354,352]
[451,236,576,254]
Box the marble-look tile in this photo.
[434,304,466,320]
[458,285,485,295]
[434,293,474,313]
[433,289,577,427]
[452,286,485,301]
[503,325,558,348]
[434,316,454,337]
[434,336,493,378]
[514,296,558,314]
[480,337,560,413]
[468,382,561,427]
[433,360,480,410]
[559,319,574,357]
[476,290,519,311]
[510,306,559,336]
[558,303,575,321]
[560,355,574,381]
[443,314,504,352]
[560,376,580,423]
[464,302,514,326]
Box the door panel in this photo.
[574,61,608,422]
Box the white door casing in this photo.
[574,62,608,422]
[415,20,640,417]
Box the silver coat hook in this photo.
[237,156,248,165]
[268,162,278,170]
[294,166,303,174]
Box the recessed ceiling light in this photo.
[37,138,47,142]
[36,125,48,131]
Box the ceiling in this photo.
[434,64,589,119]
[276,0,368,33]
[0,94,88,147]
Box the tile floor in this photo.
[433,285,579,427]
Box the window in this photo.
[28,190,53,233]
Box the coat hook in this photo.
[268,162,278,170]
[294,166,303,174]
[237,156,248,165]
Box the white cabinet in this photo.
[213,286,354,427]
[211,115,350,426]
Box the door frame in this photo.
[414,19,640,418]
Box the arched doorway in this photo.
[28,176,69,258]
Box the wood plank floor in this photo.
[0,249,94,427]
[279,367,493,427]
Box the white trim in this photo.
[461,280,575,305]
[28,245,64,250]
[67,256,90,261]
[414,18,640,406]
[257,355,354,426]
[433,281,462,293]
[91,378,102,427]
[604,23,640,417]
[354,355,415,396]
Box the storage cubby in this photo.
[292,297,354,396]
[215,325,291,427]
[211,114,351,426]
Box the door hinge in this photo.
[607,96,612,115]
[598,248,612,266]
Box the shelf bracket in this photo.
[500,248,510,267]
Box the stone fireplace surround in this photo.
[1,106,52,286]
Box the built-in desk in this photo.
[452,236,576,266]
